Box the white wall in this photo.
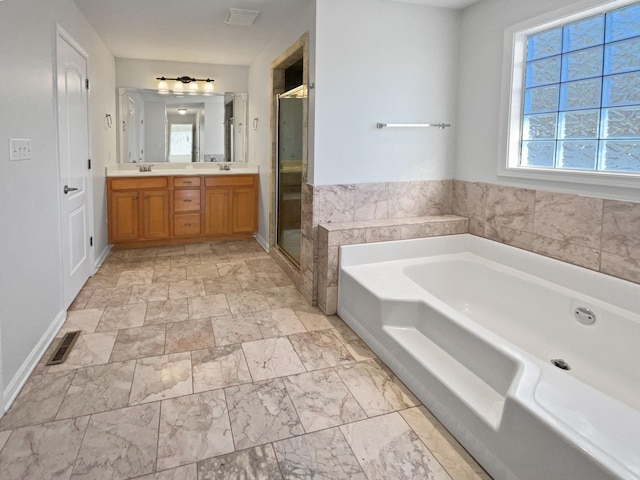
[455,0,640,201]
[115,58,249,92]
[312,0,460,185]
[87,21,118,266]
[0,0,116,411]
[247,1,316,247]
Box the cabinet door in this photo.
[142,190,170,239]
[110,191,139,242]
[232,186,257,234]
[204,187,230,235]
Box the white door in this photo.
[56,27,93,308]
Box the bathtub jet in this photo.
[550,358,571,370]
[338,234,640,480]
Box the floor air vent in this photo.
[46,331,81,366]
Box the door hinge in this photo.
[88,158,92,170]
[90,236,93,247]
[85,78,90,90]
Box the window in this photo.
[169,124,194,163]
[503,0,640,183]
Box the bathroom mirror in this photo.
[117,88,248,163]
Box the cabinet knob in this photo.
[133,196,138,200]
[144,196,149,199]
[224,193,229,197]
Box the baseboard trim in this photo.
[2,308,67,413]
[254,233,269,252]
[95,243,111,270]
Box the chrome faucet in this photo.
[138,164,153,172]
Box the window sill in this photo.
[498,164,640,190]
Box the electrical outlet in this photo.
[9,138,32,161]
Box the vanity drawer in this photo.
[110,177,168,190]
[174,189,201,212]
[174,177,201,188]
[205,175,256,187]
[174,213,201,236]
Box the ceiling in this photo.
[74,0,482,66]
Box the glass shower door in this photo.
[276,85,306,266]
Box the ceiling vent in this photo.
[225,8,260,26]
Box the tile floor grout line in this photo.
[189,350,195,396]
[128,358,141,407]
[336,423,370,479]
[69,411,93,478]
[222,387,238,453]
[333,360,378,418]
[51,368,77,422]
[153,399,162,474]
[397,410,456,480]
[280,374,307,435]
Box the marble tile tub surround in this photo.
[312,178,640,314]
[297,180,454,310]
[313,179,454,224]
[317,215,469,315]
[453,180,640,284]
[0,238,491,480]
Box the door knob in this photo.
[63,185,79,194]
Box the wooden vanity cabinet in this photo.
[232,186,259,233]
[142,190,171,239]
[107,174,258,246]
[108,177,170,243]
[204,175,258,236]
[109,191,140,242]
[204,187,231,235]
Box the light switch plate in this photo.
[9,138,32,161]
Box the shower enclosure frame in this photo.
[269,34,309,279]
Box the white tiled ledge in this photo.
[317,215,469,315]
[106,162,259,177]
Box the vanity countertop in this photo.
[106,163,259,177]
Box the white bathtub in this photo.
[338,234,640,480]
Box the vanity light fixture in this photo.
[156,76,215,94]
[157,78,169,94]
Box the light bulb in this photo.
[189,82,199,92]
[157,78,169,93]
[204,81,214,93]
[173,80,184,92]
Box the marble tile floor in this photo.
[0,239,492,480]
